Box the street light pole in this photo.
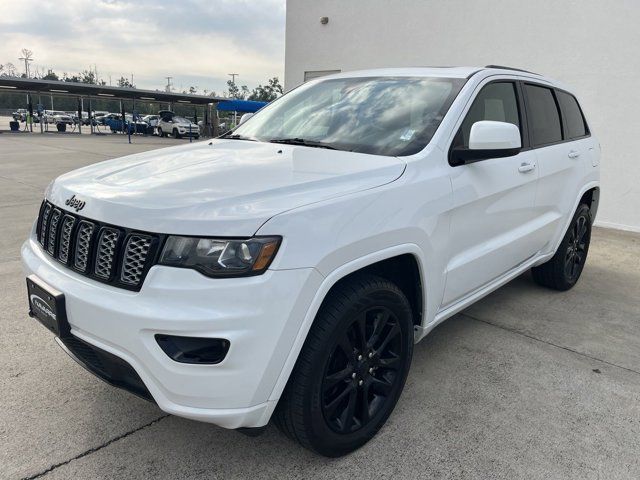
[228,73,239,126]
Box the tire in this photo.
[532,203,592,291]
[157,127,163,137]
[274,273,414,457]
[173,129,181,139]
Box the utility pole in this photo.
[19,49,34,78]
[165,76,173,92]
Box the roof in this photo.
[0,77,226,105]
[326,66,482,79]
[309,66,570,91]
[308,65,557,82]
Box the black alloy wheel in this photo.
[321,306,404,434]
[564,213,589,282]
[274,274,414,457]
[532,203,592,290]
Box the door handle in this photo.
[518,162,536,173]
[568,150,580,159]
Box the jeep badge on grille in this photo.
[65,195,86,212]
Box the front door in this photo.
[442,81,539,307]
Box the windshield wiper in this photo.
[269,137,338,150]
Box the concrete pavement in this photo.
[1,133,639,479]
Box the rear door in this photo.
[442,80,539,307]
[523,84,591,252]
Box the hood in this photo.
[47,139,406,236]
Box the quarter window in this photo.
[523,84,562,146]
[454,82,521,149]
[556,91,588,139]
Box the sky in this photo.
[0,0,286,95]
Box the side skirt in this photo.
[413,251,553,342]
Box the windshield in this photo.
[230,76,465,156]
[173,116,190,123]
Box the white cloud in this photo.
[0,0,285,94]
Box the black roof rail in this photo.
[484,65,540,75]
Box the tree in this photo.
[80,69,97,84]
[188,86,198,95]
[42,69,59,81]
[248,77,283,102]
[0,62,17,77]
[63,72,81,83]
[117,76,134,88]
[226,79,249,100]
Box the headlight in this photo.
[159,236,281,277]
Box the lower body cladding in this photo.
[21,237,322,429]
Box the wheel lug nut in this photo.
[358,379,363,386]
[369,367,373,374]
[368,352,373,358]
[357,354,363,361]
[351,372,357,379]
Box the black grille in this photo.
[74,221,95,272]
[95,228,120,279]
[58,215,76,264]
[36,200,161,291]
[121,235,152,285]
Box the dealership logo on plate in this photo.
[30,294,56,321]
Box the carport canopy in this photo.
[216,99,267,113]
[0,77,226,105]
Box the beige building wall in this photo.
[285,0,640,231]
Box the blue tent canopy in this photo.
[216,99,267,113]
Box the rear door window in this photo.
[523,84,563,146]
[556,90,588,139]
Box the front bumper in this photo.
[178,129,199,137]
[22,236,322,428]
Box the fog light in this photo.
[155,334,230,364]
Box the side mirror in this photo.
[238,113,254,125]
[451,120,521,166]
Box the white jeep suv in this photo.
[22,66,600,457]
[157,115,199,139]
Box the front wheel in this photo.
[532,203,592,290]
[173,129,181,139]
[274,274,414,457]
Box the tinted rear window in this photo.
[524,84,562,146]
[556,91,587,139]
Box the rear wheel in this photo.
[532,203,592,290]
[274,274,414,457]
[157,127,163,137]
